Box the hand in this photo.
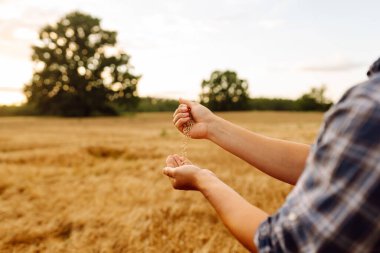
[163,154,213,191]
[172,98,217,139]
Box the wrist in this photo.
[206,115,225,141]
[195,169,219,193]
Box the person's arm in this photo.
[163,155,268,252]
[208,116,310,185]
[198,171,268,252]
[173,98,310,185]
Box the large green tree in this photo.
[24,11,140,116]
[200,70,249,111]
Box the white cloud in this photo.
[300,58,365,72]
[0,57,32,87]
[12,27,38,41]
[0,4,23,20]
[258,19,285,29]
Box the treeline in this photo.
[136,97,331,112]
[0,104,37,116]
[133,93,333,113]
[249,97,332,111]
[0,95,332,116]
[136,97,179,112]
[7,11,332,117]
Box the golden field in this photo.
[0,112,323,253]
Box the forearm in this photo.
[208,116,310,185]
[197,170,268,252]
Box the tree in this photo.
[296,85,333,111]
[24,11,140,116]
[249,98,298,111]
[200,70,249,111]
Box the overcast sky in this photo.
[0,0,379,105]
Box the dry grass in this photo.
[0,112,323,253]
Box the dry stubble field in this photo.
[0,111,323,253]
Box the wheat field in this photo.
[0,112,323,253]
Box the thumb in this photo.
[163,167,176,178]
[179,98,194,108]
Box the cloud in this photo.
[0,86,23,91]
[0,3,23,20]
[258,19,285,29]
[12,27,38,41]
[300,61,365,72]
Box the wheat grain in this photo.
[181,120,194,160]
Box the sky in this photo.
[0,0,379,105]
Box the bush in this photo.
[0,104,38,116]
[249,98,298,111]
[135,97,178,112]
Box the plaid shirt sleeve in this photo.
[254,74,380,253]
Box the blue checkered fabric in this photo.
[367,57,380,77]
[254,74,380,253]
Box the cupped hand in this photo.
[172,98,217,139]
[163,154,210,191]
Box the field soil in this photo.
[0,112,323,252]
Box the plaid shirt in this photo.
[255,73,380,253]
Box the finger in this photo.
[179,98,194,108]
[173,104,188,117]
[180,104,190,112]
[169,154,181,167]
[173,106,188,118]
[165,155,177,167]
[173,108,179,118]
[173,154,183,166]
[174,154,186,164]
[172,112,189,125]
[173,105,187,117]
[163,167,176,178]
[175,117,190,130]
[179,156,192,165]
